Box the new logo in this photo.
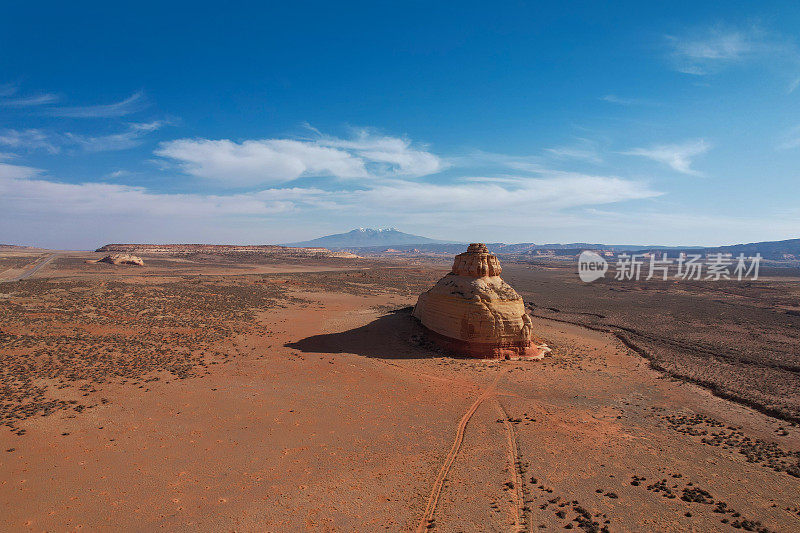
[578,251,608,283]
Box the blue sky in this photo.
[2,1,800,249]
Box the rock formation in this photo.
[95,243,359,259]
[97,254,145,266]
[413,243,549,360]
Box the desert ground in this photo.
[1,250,799,532]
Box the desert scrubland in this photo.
[0,250,798,532]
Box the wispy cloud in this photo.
[0,161,42,180]
[0,83,59,107]
[0,169,659,226]
[65,121,165,152]
[0,174,303,218]
[622,139,710,175]
[48,91,147,118]
[105,170,131,179]
[0,123,660,239]
[1,93,59,107]
[0,122,667,247]
[0,121,165,154]
[0,83,17,97]
[447,150,546,174]
[788,77,800,94]
[345,174,659,213]
[544,138,603,164]
[0,129,61,154]
[777,125,800,150]
[668,29,753,72]
[600,94,659,106]
[665,25,798,76]
[156,129,445,186]
[128,121,163,132]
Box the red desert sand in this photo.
[0,248,798,532]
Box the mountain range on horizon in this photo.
[283,228,800,260]
[284,228,455,248]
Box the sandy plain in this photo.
[0,250,798,532]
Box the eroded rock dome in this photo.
[413,243,549,359]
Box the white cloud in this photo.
[157,138,368,185]
[0,121,164,154]
[0,161,42,180]
[0,161,658,233]
[447,150,546,174]
[156,131,444,186]
[316,129,445,177]
[0,82,59,106]
[0,129,61,154]
[777,125,800,150]
[0,93,59,107]
[544,139,603,164]
[65,121,165,152]
[579,207,800,247]
[788,77,800,94]
[0,126,664,247]
[129,121,163,132]
[346,174,659,214]
[778,138,800,150]
[670,29,752,62]
[622,139,710,175]
[0,173,312,218]
[0,83,17,97]
[666,25,797,75]
[600,94,658,106]
[48,91,146,118]
[105,170,130,179]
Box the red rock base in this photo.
[419,325,549,361]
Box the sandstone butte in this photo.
[413,243,550,360]
[96,253,145,266]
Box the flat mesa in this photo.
[412,243,550,360]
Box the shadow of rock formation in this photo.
[285,306,437,360]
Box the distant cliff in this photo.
[95,243,359,259]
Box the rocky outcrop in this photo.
[413,243,549,360]
[452,243,503,277]
[97,254,145,266]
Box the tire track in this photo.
[494,398,527,532]
[416,371,502,532]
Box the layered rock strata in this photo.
[97,254,145,266]
[413,243,549,360]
